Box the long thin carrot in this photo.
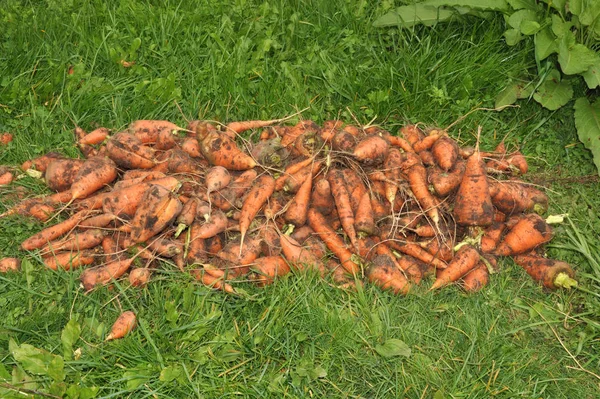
[79,127,110,145]
[21,210,89,251]
[239,175,275,252]
[284,172,312,226]
[327,169,358,249]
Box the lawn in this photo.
[1,1,600,398]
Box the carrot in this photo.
[353,135,389,165]
[341,169,368,212]
[494,214,553,256]
[130,186,182,243]
[279,234,322,271]
[513,254,577,289]
[383,148,404,204]
[70,157,118,200]
[480,222,506,253]
[155,127,179,150]
[400,124,424,145]
[239,174,275,251]
[331,130,357,152]
[180,137,202,158]
[354,192,378,236]
[186,221,207,265]
[283,160,322,193]
[284,172,312,226]
[0,257,21,273]
[250,255,291,286]
[22,152,63,173]
[193,210,228,239]
[396,242,447,270]
[42,250,96,271]
[430,244,480,290]
[80,257,134,291]
[0,170,13,186]
[79,213,117,228]
[44,159,85,192]
[174,197,198,237]
[367,254,410,295]
[387,135,415,153]
[106,133,155,169]
[290,225,314,244]
[21,210,88,251]
[310,178,334,215]
[343,125,362,137]
[230,169,259,197]
[419,150,435,166]
[79,127,110,145]
[327,169,359,249]
[129,268,152,287]
[489,181,548,215]
[102,235,121,262]
[105,311,137,341]
[414,224,436,238]
[461,263,489,292]
[192,267,236,294]
[128,120,180,144]
[166,149,205,174]
[412,130,441,153]
[200,131,257,170]
[225,119,283,136]
[453,149,494,226]
[429,161,466,197]
[275,157,314,191]
[147,238,182,258]
[217,236,263,276]
[121,169,166,181]
[307,208,360,275]
[205,234,224,256]
[40,229,105,254]
[404,161,440,227]
[19,201,55,222]
[419,236,454,262]
[0,132,13,145]
[356,235,378,261]
[431,136,459,171]
[205,166,231,194]
[398,255,432,284]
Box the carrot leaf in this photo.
[374,339,411,358]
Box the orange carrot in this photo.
[284,172,312,226]
[367,253,410,295]
[387,135,415,152]
[174,197,198,237]
[307,208,360,275]
[80,257,134,291]
[0,257,21,273]
[217,236,263,276]
[181,137,202,158]
[341,169,368,213]
[461,263,489,292]
[353,135,389,165]
[429,161,466,197]
[274,157,314,191]
[147,238,182,258]
[206,166,231,194]
[21,152,63,173]
[480,222,506,253]
[129,268,152,287]
[331,130,357,152]
[0,132,13,145]
[79,127,110,145]
[186,221,207,265]
[193,210,228,239]
[310,178,334,215]
[21,210,88,251]
[404,160,440,227]
[412,130,441,153]
[383,148,403,204]
[430,244,480,290]
[42,250,96,271]
[250,256,291,286]
[40,229,105,254]
[239,175,275,250]
[354,192,378,236]
[494,214,553,256]
[431,136,459,171]
[230,169,259,197]
[279,234,322,271]
[398,255,432,284]
[79,213,117,228]
[513,254,576,289]
[453,150,494,226]
[192,267,236,294]
[225,119,282,136]
[105,311,137,341]
[200,131,257,170]
[327,169,358,249]
[128,120,180,144]
[155,127,179,150]
[106,133,155,169]
[102,235,121,262]
[283,160,322,193]
[489,181,548,215]
[396,242,447,270]
[70,157,118,200]
[45,159,85,192]
[400,124,424,145]
[130,186,182,243]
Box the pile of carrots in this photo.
[0,118,578,294]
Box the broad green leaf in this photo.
[309,365,327,379]
[423,0,509,11]
[373,4,457,28]
[569,0,583,16]
[0,364,10,380]
[582,63,600,89]
[551,14,572,38]
[533,75,573,110]
[10,339,65,381]
[504,29,523,45]
[375,339,412,358]
[521,20,541,34]
[507,10,538,30]
[123,365,154,390]
[61,319,81,360]
[159,364,182,382]
[535,28,558,61]
[579,1,600,26]
[507,0,538,10]
[558,35,599,75]
[517,83,534,99]
[495,84,518,108]
[574,97,600,174]
[540,0,566,12]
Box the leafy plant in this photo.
[374,0,600,174]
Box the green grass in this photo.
[1,1,600,398]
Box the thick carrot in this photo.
[354,192,378,236]
[21,210,88,251]
[155,127,179,150]
[284,172,312,226]
[494,214,553,256]
[327,169,358,249]
[341,169,368,213]
[186,221,207,265]
[419,150,435,166]
[70,157,118,200]
[250,256,291,286]
[174,197,198,237]
[40,229,105,254]
[367,253,410,295]
[230,169,259,197]
[205,166,231,194]
[283,160,322,193]
[480,222,506,253]
[181,137,202,158]
[79,127,110,145]
[128,120,180,144]
[279,234,322,271]
[217,236,263,276]
[307,208,360,275]
[453,150,494,226]
[290,225,314,244]
[429,161,466,197]
[353,135,389,165]
[42,250,96,271]
[430,244,480,290]
[147,238,182,258]
[21,152,63,173]
[310,178,334,215]
[239,174,275,251]
[274,157,314,191]
[513,254,577,289]
[192,268,236,294]
[106,134,155,169]
[383,148,403,204]
[79,213,117,228]
[431,136,459,171]
[129,268,152,287]
[489,181,548,215]
[130,186,182,243]
[200,131,257,170]
[45,159,85,192]
[194,210,228,239]
[105,311,137,341]
[412,130,441,153]
[398,255,432,284]
[461,263,489,292]
[331,130,357,152]
[80,257,134,291]
[387,135,415,152]
[102,235,120,262]
[0,257,21,273]
[400,125,424,145]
